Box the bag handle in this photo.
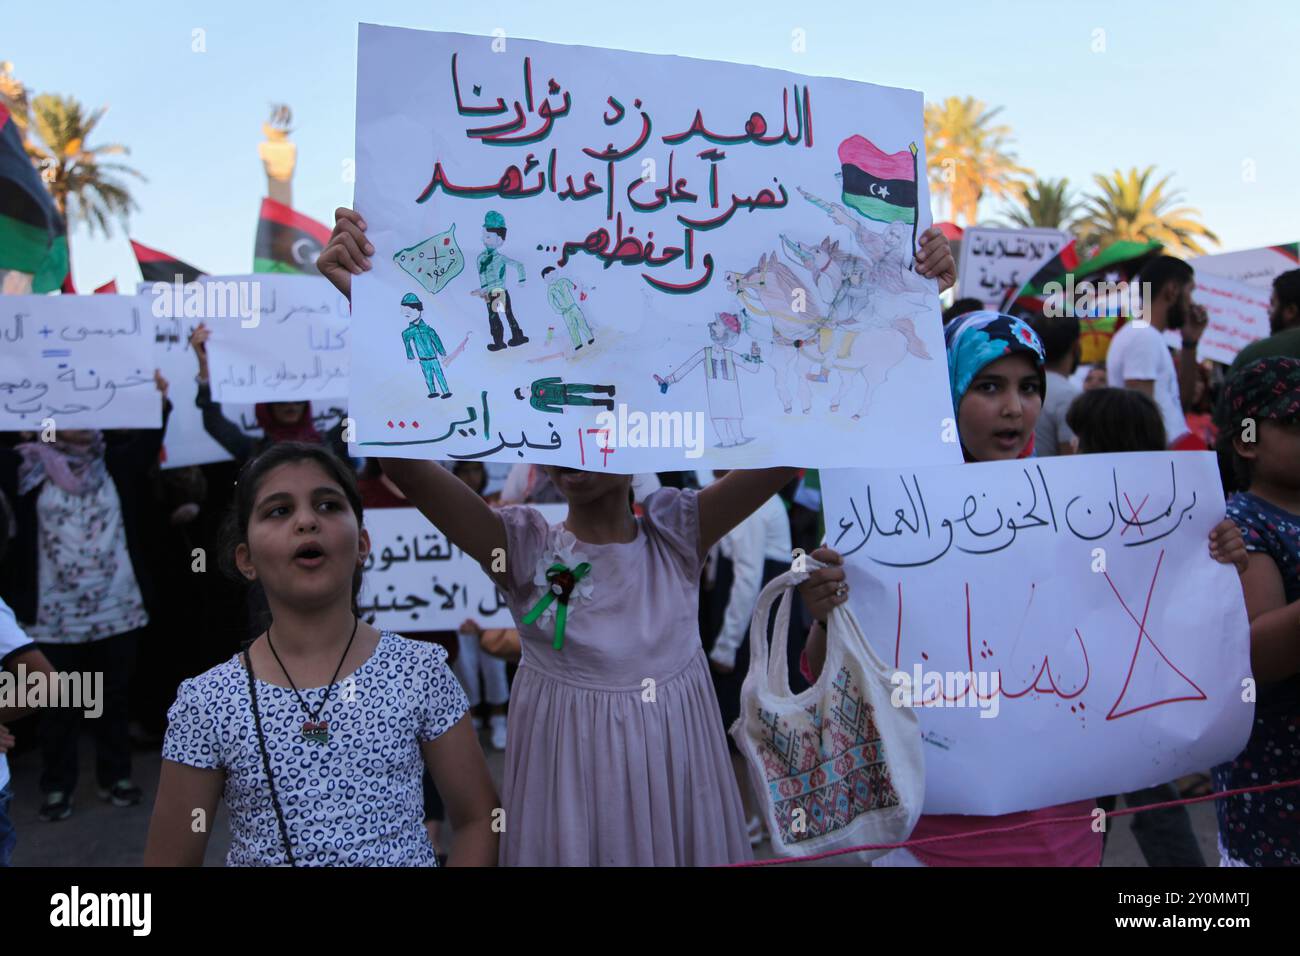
[746,558,825,698]
[745,557,895,700]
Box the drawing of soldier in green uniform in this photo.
[541,265,594,350]
[472,210,530,352]
[399,293,452,399]
[514,377,615,413]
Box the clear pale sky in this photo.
[7,0,1297,288]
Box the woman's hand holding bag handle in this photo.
[731,557,925,863]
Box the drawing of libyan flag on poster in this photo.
[838,135,918,225]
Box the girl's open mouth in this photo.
[293,542,327,568]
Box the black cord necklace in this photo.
[265,615,359,744]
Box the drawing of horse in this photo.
[725,248,931,419]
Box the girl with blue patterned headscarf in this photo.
[943,310,1047,461]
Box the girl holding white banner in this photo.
[798,312,1246,866]
[317,206,957,865]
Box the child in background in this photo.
[0,373,171,822]
[145,443,498,866]
[1214,356,1300,866]
[1029,313,1080,456]
[1066,384,1228,866]
[799,312,1245,866]
[316,205,958,865]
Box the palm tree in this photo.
[0,61,31,136]
[26,93,144,236]
[1076,166,1218,256]
[1000,177,1081,232]
[924,96,1032,226]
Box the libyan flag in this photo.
[131,239,205,284]
[838,135,918,225]
[1000,238,1163,314]
[255,197,331,274]
[0,103,68,292]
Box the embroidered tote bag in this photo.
[732,565,924,862]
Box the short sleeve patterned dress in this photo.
[162,632,467,866]
[1215,492,1300,866]
[493,487,751,866]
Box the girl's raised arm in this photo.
[421,718,501,866]
[379,459,507,570]
[142,761,224,866]
[697,466,799,556]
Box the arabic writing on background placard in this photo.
[820,452,1252,816]
[0,295,161,429]
[351,25,959,472]
[1191,273,1272,365]
[360,504,565,631]
[200,274,351,404]
[955,226,1069,311]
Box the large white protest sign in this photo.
[957,226,1068,311]
[820,452,1251,815]
[0,295,160,430]
[188,274,350,404]
[350,24,958,472]
[1192,243,1299,288]
[1192,273,1272,366]
[360,503,565,631]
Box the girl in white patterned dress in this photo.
[144,443,499,866]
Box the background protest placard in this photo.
[1192,273,1272,366]
[146,288,348,469]
[820,452,1252,816]
[195,274,350,404]
[1192,242,1299,288]
[0,294,160,430]
[956,226,1068,311]
[360,503,565,632]
[350,24,959,472]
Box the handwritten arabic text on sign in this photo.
[0,295,161,430]
[1192,273,1272,366]
[360,504,565,631]
[820,452,1251,815]
[201,274,351,404]
[956,226,1069,312]
[351,24,958,471]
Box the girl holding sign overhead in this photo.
[317,205,957,865]
[799,312,1245,866]
[189,323,350,462]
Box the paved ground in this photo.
[6,731,1220,866]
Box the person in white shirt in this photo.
[1106,255,1208,447]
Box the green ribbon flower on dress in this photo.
[522,532,595,650]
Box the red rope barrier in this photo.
[724,776,1300,867]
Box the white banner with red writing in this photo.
[821,452,1252,815]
